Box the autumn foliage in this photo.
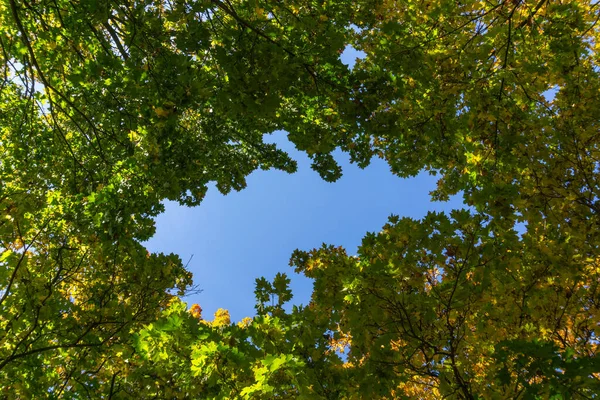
[1,0,600,397]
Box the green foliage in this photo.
[255,272,293,316]
[2,0,600,397]
[124,297,346,399]
[1,0,351,395]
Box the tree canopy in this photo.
[1,0,599,398]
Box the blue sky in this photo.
[144,48,464,322]
[145,139,463,322]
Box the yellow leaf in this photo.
[154,107,170,118]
